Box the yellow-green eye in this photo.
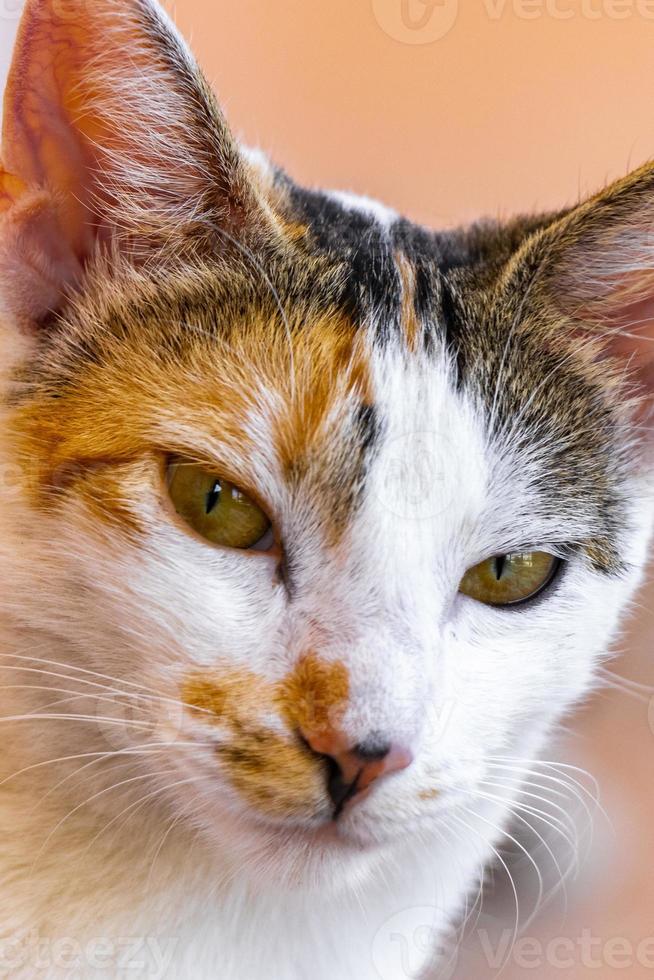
[459,552,561,607]
[166,461,272,551]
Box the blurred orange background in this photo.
[165,2,654,976]
[172,0,654,230]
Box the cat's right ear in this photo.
[0,0,274,333]
[536,163,654,428]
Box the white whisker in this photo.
[30,769,180,873]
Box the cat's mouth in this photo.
[257,811,386,858]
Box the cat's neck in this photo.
[0,767,462,980]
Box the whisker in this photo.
[0,652,164,695]
[31,769,180,872]
[145,811,185,892]
[35,739,213,808]
[450,810,521,968]
[463,802,545,932]
[481,771,576,805]
[84,774,207,860]
[597,666,654,704]
[0,655,218,719]
[483,759,607,866]
[0,744,188,791]
[0,682,162,711]
[485,757,604,818]
[0,712,155,729]
[477,778,580,841]
[35,747,168,810]
[474,790,575,917]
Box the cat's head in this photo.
[0,0,652,888]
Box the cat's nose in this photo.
[303,730,414,816]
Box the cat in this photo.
[0,0,652,978]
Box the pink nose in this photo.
[303,729,414,816]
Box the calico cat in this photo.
[0,0,652,978]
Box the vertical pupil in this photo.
[493,555,506,580]
[205,480,222,515]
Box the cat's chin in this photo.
[194,806,401,893]
[241,826,391,893]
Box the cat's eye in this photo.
[166,461,273,551]
[458,552,561,607]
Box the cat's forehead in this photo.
[270,171,556,335]
[11,185,629,571]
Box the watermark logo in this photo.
[0,461,23,502]
[95,690,184,751]
[483,0,654,20]
[374,429,460,521]
[0,0,23,23]
[372,0,460,43]
[423,698,457,745]
[0,932,178,978]
[373,0,654,44]
[478,927,654,971]
[372,906,458,980]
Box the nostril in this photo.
[353,737,392,763]
[323,755,360,816]
[354,742,414,795]
[301,729,414,818]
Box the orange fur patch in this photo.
[276,652,350,736]
[181,654,349,819]
[64,458,156,536]
[273,315,372,461]
[10,295,373,557]
[396,252,420,352]
[272,321,374,546]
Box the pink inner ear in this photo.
[608,294,654,398]
[0,0,271,330]
[558,234,654,406]
[0,187,83,327]
[1,6,105,257]
[0,3,113,326]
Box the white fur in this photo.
[0,2,652,978]
[0,333,651,979]
[326,189,398,229]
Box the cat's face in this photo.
[0,0,652,888]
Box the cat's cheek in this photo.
[432,555,641,772]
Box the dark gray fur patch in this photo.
[271,180,631,568]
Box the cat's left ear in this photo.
[0,0,274,330]
[538,164,654,423]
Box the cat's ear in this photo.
[538,164,654,422]
[0,0,271,330]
